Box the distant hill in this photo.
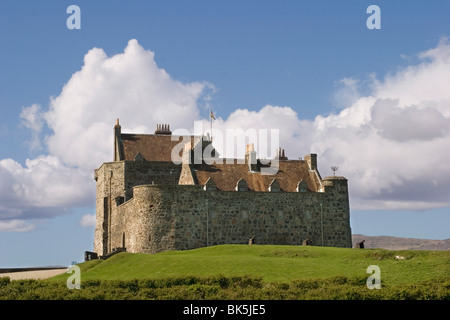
[352,234,450,251]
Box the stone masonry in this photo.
[93,120,352,256]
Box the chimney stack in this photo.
[275,147,288,160]
[305,154,317,171]
[245,143,258,172]
[154,123,172,135]
[113,118,123,161]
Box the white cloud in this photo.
[371,99,450,142]
[192,105,309,160]
[0,219,35,232]
[0,39,213,230]
[2,38,450,232]
[331,77,362,110]
[79,214,96,227]
[375,38,450,111]
[0,156,93,221]
[307,39,450,209]
[205,38,450,210]
[20,104,44,151]
[44,39,213,170]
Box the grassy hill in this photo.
[2,245,448,300]
[51,244,449,285]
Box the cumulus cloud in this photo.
[375,38,450,110]
[203,38,450,210]
[45,39,213,170]
[2,38,450,231]
[196,105,306,159]
[331,77,362,110]
[0,39,213,231]
[0,156,93,221]
[371,99,450,142]
[307,39,450,210]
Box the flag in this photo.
[210,111,216,120]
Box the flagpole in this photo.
[210,106,213,142]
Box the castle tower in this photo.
[320,176,352,247]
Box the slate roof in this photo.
[120,133,196,162]
[116,130,321,192]
[191,159,320,192]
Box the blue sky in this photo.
[1,1,449,267]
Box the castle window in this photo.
[296,180,309,193]
[203,177,217,191]
[235,178,248,191]
[134,152,145,161]
[268,179,281,192]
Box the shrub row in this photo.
[0,275,448,300]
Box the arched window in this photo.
[268,179,281,192]
[235,178,248,191]
[296,180,309,193]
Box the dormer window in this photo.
[204,177,217,191]
[134,152,145,161]
[235,178,248,191]
[268,179,281,192]
[296,180,308,192]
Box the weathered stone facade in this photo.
[94,120,352,256]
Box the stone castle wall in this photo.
[95,174,351,255]
[94,122,352,256]
[94,162,125,256]
[94,160,183,255]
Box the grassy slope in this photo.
[51,245,450,284]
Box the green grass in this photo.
[50,244,450,285]
[2,245,448,300]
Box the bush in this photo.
[365,250,395,261]
[0,275,448,300]
[291,278,321,290]
[231,275,263,289]
[0,277,10,288]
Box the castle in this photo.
[93,119,352,257]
